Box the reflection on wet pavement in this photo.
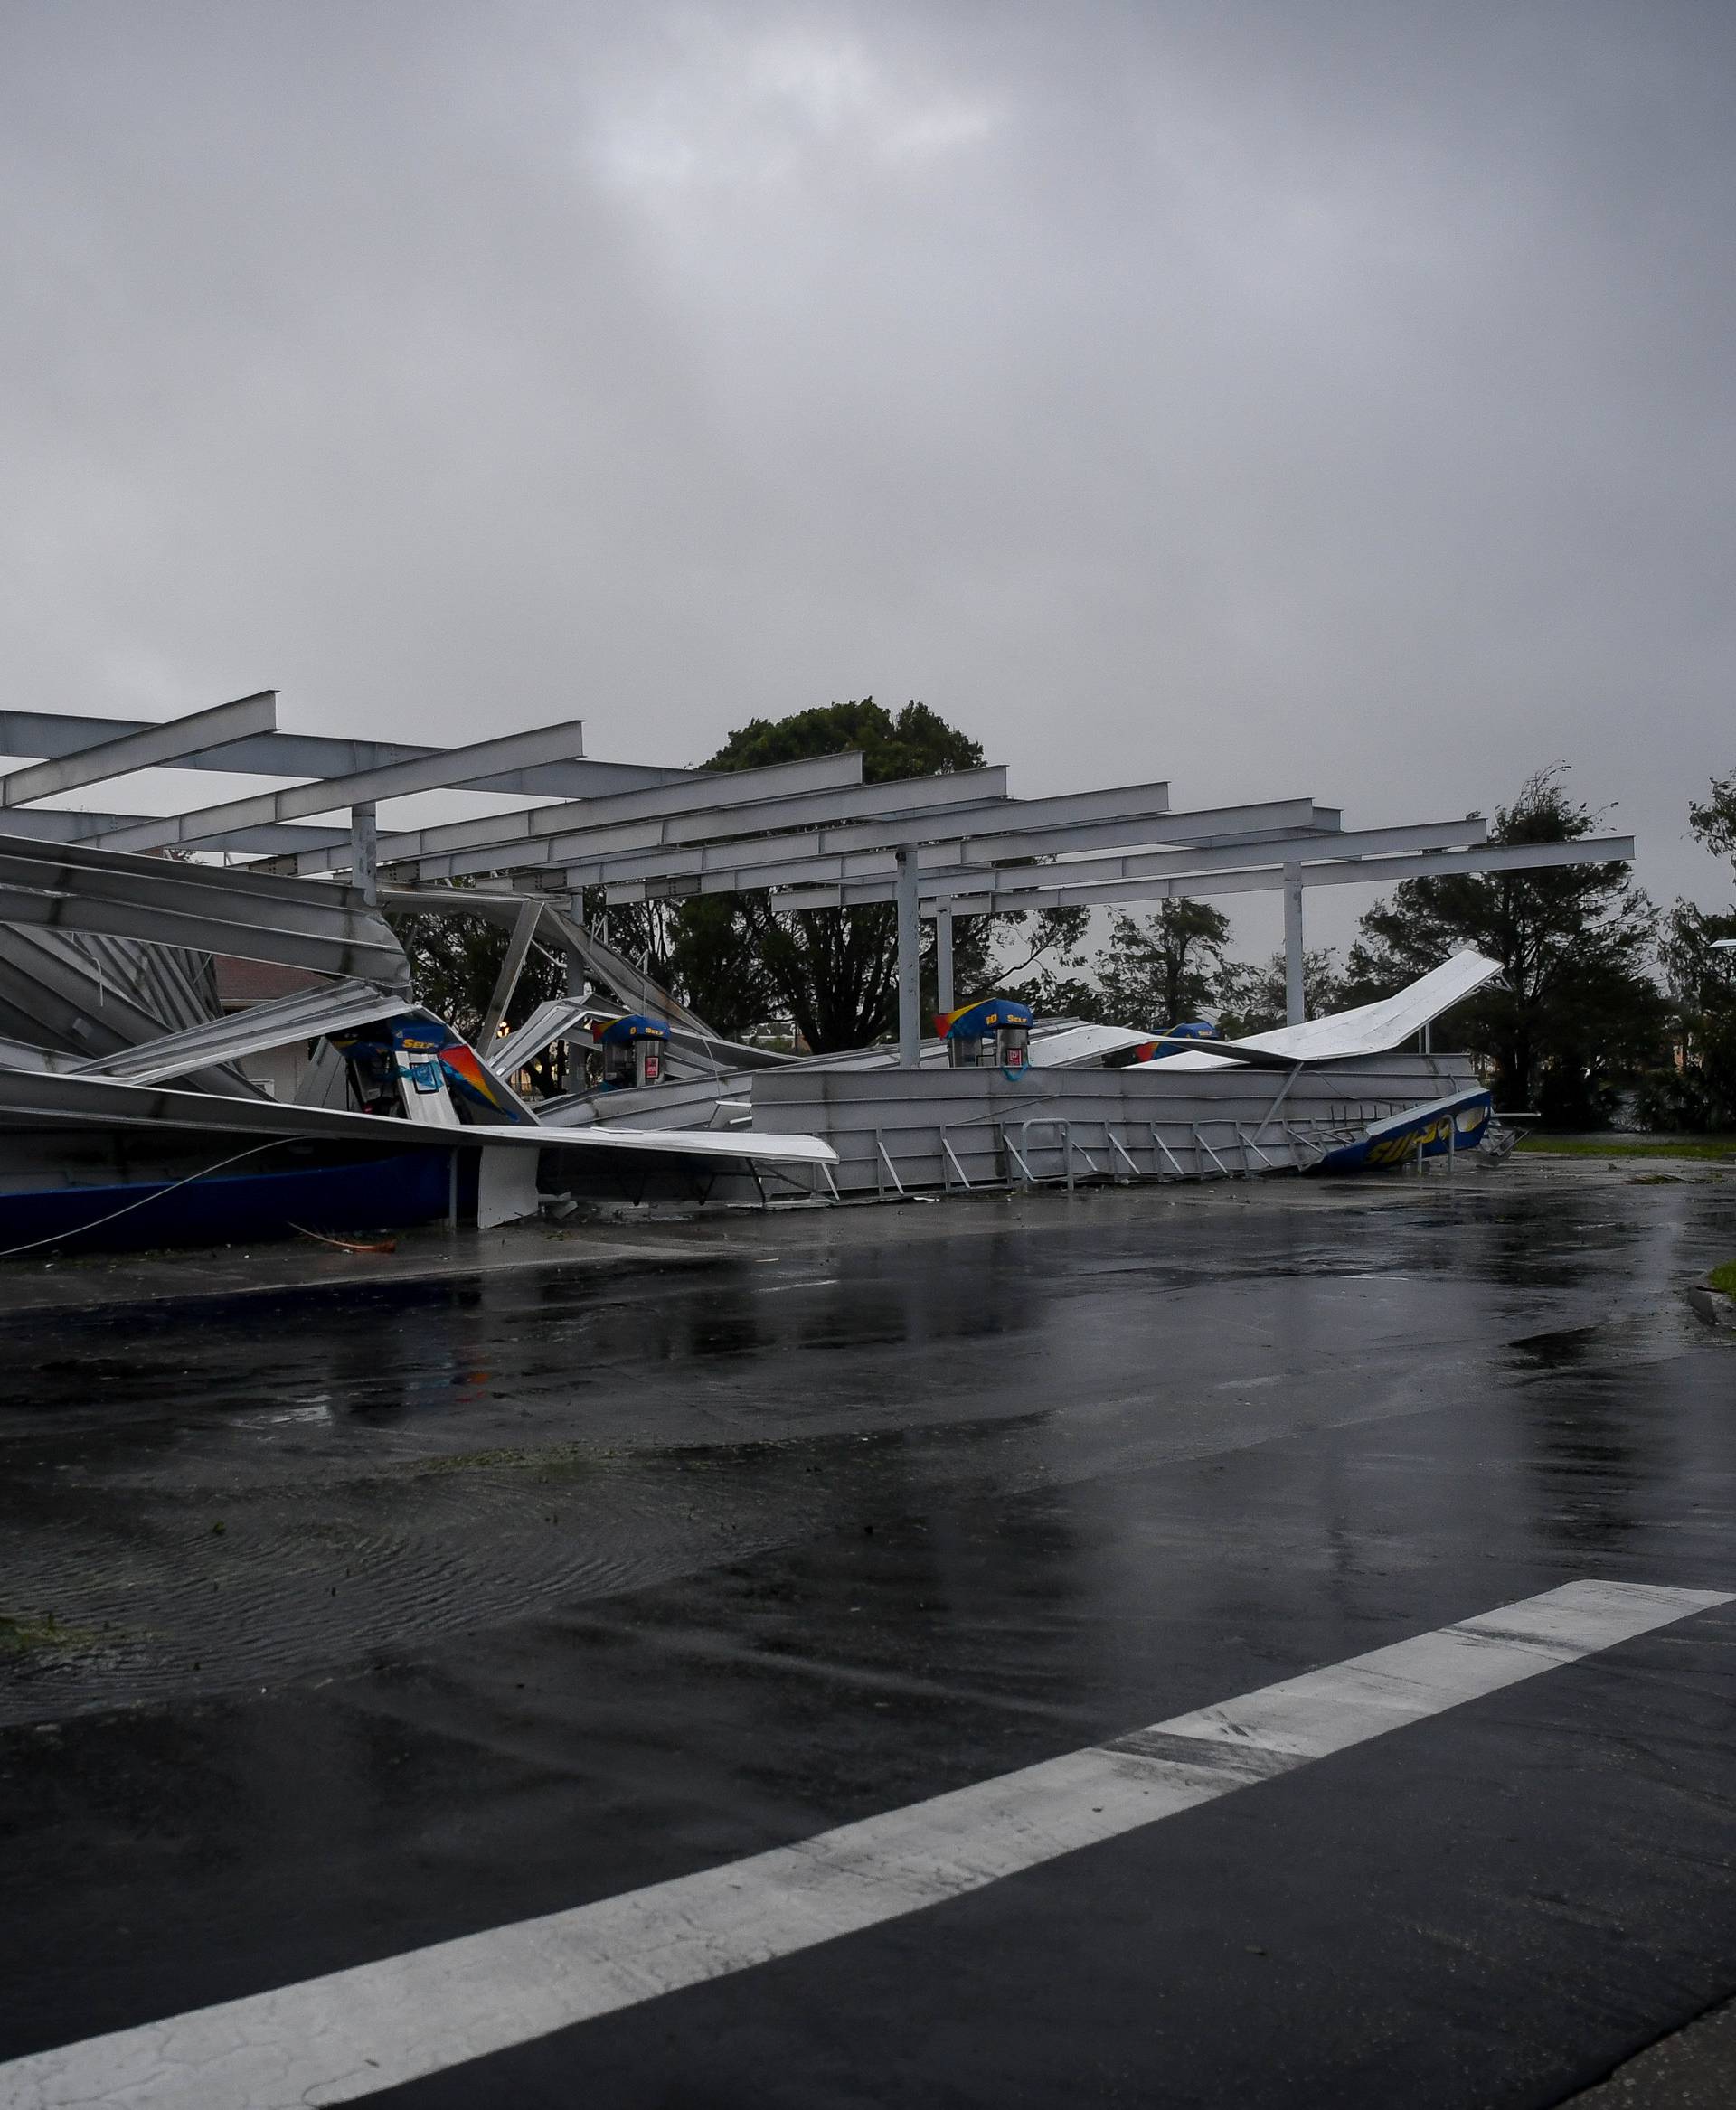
[2,1172,1731,1725]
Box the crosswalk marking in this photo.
[2,1578,1725,2110]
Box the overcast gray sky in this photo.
[3,0,1732,956]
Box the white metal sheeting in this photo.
[487,998,596,1081]
[0,1065,837,1164]
[1143,950,1504,1070]
[535,1121,835,1166]
[1026,1023,1159,1068]
[72,980,415,1085]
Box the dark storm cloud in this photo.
[2,1,1732,944]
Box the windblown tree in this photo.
[1093,900,1233,1026]
[1639,769,1736,1131]
[1212,948,1346,1037]
[1011,904,1342,1034]
[1343,767,1665,1123]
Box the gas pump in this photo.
[593,1013,672,1089]
[337,1031,401,1116]
[938,998,1033,1077]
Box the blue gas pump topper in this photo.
[1135,1020,1216,1060]
[938,998,1033,1077]
[593,1013,671,1089]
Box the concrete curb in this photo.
[1684,1281,1736,1333]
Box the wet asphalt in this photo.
[1,1162,1734,2106]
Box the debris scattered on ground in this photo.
[292,1225,399,1255]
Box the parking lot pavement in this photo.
[1,1164,1733,2107]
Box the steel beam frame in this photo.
[0,710,685,802]
[479,899,543,1043]
[390,759,1002,886]
[0,807,352,855]
[584,800,1326,904]
[281,751,888,880]
[0,692,278,809]
[0,836,382,922]
[790,835,1636,917]
[760,818,1489,912]
[0,883,404,981]
[1283,866,1305,1024]
[0,832,407,982]
[90,719,592,852]
[895,851,921,1068]
[374,885,718,1037]
[549,777,1185,895]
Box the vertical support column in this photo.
[350,802,379,908]
[895,848,921,1069]
[935,903,955,1018]
[1283,863,1305,1026]
[559,916,588,1095]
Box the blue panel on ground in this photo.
[0,1148,455,1253]
[1314,1090,1493,1173]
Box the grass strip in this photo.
[1517,1135,1736,1161]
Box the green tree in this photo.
[665,699,1081,1050]
[1213,948,1346,1037]
[1690,769,1736,862]
[1093,900,1234,1026]
[1344,767,1664,1123]
[1637,771,1736,1131]
[998,969,1112,1023]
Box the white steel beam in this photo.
[479,898,544,1043]
[0,709,684,802]
[350,803,379,907]
[896,851,921,1067]
[0,807,353,855]
[935,907,955,1014]
[790,834,1635,916]
[384,774,1185,890]
[392,758,998,885]
[549,777,1183,893]
[91,719,591,852]
[599,801,1339,902]
[0,692,278,809]
[757,819,1489,912]
[1283,866,1305,1024]
[303,752,873,875]
[277,752,917,881]
[0,881,405,982]
[0,833,382,923]
[0,829,410,982]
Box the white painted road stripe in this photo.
[2,1579,1725,2110]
